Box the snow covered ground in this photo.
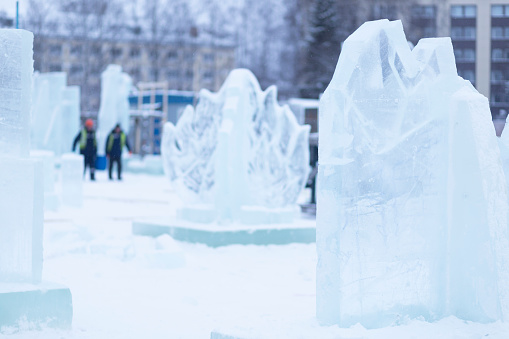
[2,173,509,338]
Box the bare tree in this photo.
[25,0,56,72]
[53,0,126,112]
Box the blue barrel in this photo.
[95,156,107,170]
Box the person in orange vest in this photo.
[72,118,97,181]
[106,124,131,180]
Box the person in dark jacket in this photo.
[106,124,131,180]
[72,119,98,181]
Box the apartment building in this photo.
[353,0,509,120]
[35,35,235,113]
[412,0,509,119]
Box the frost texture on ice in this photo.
[0,29,44,283]
[0,29,33,158]
[162,69,310,223]
[31,72,80,156]
[97,64,132,156]
[317,20,509,328]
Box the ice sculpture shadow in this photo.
[317,19,509,328]
[162,69,310,224]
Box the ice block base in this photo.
[0,281,72,329]
[132,217,315,247]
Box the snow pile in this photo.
[317,19,509,328]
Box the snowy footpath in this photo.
[1,173,509,338]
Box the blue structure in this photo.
[128,91,194,124]
[128,90,195,155]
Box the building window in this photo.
[423,27,436,37]
[70,64,83,77]
[492,27,509,40]
[491,70,505,81]
[185,70,193,79]
[49,64,62,72]
[458,69,475,84]
[203,53,214,62]
[91,45,102,56]
[150,68,158,80]
[492,5,509,17]
[412,5,435,19]
[454,48,475,62]
[451,5,476,18]
[70,45,82,57]
[491,91,509,104]
[492,48,509,61]
[130,48,141,58]
[49,44,62,56]
[167,70,179,78]
[111,47,123,59]
[130,68,140,78]
[184,52,195,61]
[451,26,476,40]
[167,51,178,60]
[372,5,397,20]
[203,71,213,80]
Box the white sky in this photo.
[0,0,25,17]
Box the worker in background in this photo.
[106,123,131,180]
[72,118,97,181]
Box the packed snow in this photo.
[0,174,507,338]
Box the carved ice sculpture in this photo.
[31,72,80,156]
[317,20,509,328]
[97,64,132,157]
[0,29,44,283]
[162,69,310,224]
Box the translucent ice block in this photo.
[60,86,81,155]
[61,153,84,207]
[0,158,43,283]
[30,150,56,193]
[317,19,509,327]
[31,72,67,154]
[97,65,132,156]
[0,29,33,158]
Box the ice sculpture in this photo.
[317,20,509,328]
[0,28,43,283]
[61,153,84,208]
[0,29,73,329]
[61,86,81,154]
[31,72,80,156]
[162,69,310,224]
[30,150,59,211]
[97,64,132,157]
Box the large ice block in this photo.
[0,28,72,329]
[317,19,509,328]
[30,150,59,211]
[0,157,43,283]
[161,69,310,224]
[31,72,67,154]
[61,153,84,207]
[60,86,81,155]
[0,29,33,158]
[97,64,132,156]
